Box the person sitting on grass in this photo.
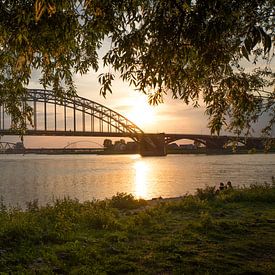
[226,181,233,189]
[219,182,225,191]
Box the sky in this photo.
[16,69,209,148]
[1,46,274,148]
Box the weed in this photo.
[109,192,148,210]
[167,195,209,212]
[80,206,120,230]
[196,185,217,201]
[0,196,7,212]
[26,199,39,212]
[218,182,275,203]
[196,211,216,233]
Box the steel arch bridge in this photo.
[0,89,272,155]
[0,89,144,141]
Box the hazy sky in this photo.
[14,68,208,148]
[1,44,274,148]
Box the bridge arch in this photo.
[0,89,144,141]
[64,140,104,149]
[164,134,229,150]
[165,136,207,146]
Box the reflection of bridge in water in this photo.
[0,89,272,156]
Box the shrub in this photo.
[0,212,43,246]
[167,196,209,212]
[218,182,275,203]
[196,185,217,201]
[0,196,7,212]
[129,211,154,227]
[80,207,120,230]
[109,193,147,210]
[26,199,39,212]
[199,211,216,230]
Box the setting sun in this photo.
[127,96,156,128]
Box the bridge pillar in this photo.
[139,133,167,156]
[205,138,227,150]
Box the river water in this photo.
[0,154,274,208]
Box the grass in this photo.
[0,182,275,274]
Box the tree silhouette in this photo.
[0,0,274,135]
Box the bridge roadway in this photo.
[0,129,269,156]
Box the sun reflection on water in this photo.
[134,161,149,198]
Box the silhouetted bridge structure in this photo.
[0,89,271,156]
[0,142,16,152]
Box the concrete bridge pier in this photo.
[139,133,167,156]
[205,138,227,150]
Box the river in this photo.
[0,154,274,208]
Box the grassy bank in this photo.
[1,183,275,274]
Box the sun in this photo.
[127,96,156,128]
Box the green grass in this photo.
[0,182,275,274]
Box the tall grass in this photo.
[109,192,148,210]
[217,182,275,203]
[0,181,274,274]
[194,179,275,203]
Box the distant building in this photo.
[103,139,138,152]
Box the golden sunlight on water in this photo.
[0,154,274,208]
[134,160,149,198]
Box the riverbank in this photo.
[1,183,275,274]
[3,146,275,155]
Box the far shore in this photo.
[2,147,275,155]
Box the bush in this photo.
[199,211,216,230]
[167,195,209,212]
[196,185,217,201]
[0,212,43,246]
[80,206,120,230]
[218,182,275,203]
[0,196,7,212]
[109,193,147,210]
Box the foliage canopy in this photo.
[0,0,274,135]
